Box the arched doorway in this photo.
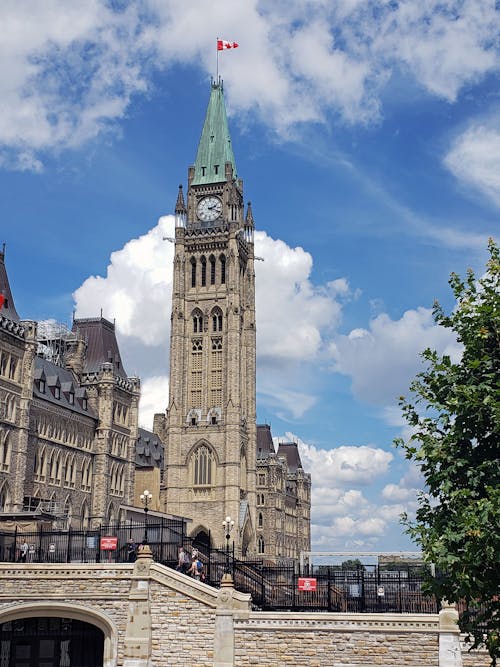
[192,529,211,554]
[0,617,104,667]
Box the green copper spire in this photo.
[192,81,237,186]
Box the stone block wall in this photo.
[0,558,493,667]
[234,614,439,667]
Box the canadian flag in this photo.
[217,39,238,50]
[0,295,5,310]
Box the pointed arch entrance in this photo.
[192,528,211,554]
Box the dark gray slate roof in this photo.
[256,424,276,459]
[276,442,303,473]
[33,356,97,419]
[136,428,164,468]
[0,246,20,322]
[72,317,127,378]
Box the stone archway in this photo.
[192,529,211,554]
[0,616,103,666]
[0,603,117,667]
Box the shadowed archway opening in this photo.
[0,617,104,667]
[192,529,211,554]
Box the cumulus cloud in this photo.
[268,429,423,549]
[329,307,462,406]
[73,222,349,424]
[139,375,169,430]
[444,123,500,207]
[1,0,498,168]
[74,216,174,345]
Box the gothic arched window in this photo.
[220,254,226,284]
[201,256,207,286]
[212,308,223,332]
[258,512,263,528]
[0,428,11,473]
[192,309,203,334]
[209,255,216,285]
[258,536,265,554]
[191,257,197,288]
[193,445,213,487]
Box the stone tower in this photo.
[161,81,257,555]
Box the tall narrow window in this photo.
[212,308,223,333]
[209,255,216,285]
[193,445,213,486]
[190,339,203,407]
[258,536,265,554]
[0,429,11,472]
[191,257,197,288]
[201,256,207,286]
[220,255,226,284]
[192,310,203,333]
[258,513,263,528]
[210,338,223,407]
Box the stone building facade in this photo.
[0,246,162,529]
[1,81,311,561]
[256,425,311,560]
[0,558,489,667]
[155,81,311,559]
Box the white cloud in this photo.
[329,307,462,406]
[73,222,349,425]
[444,123,500,207]
[299,442,393,486]
[269,430,424,548]
[1,1,498,168]
[139,375,169,430]
[74,216,174,345]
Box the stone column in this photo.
[439,601,463,667]
[214,575,251,667]
[123,545,153,667]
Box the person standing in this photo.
[19,541,28,563]
[127,538,137,563]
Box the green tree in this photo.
[340,558,364,570]
[396,239,500,664]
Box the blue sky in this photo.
[1,1,498,555]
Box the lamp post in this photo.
[222,515,234,575]
[140,489,153,545]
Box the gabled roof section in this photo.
[276,441,303,473]
[33,356,97,419]
[136,427,164,469]
[72,316,127,378]
[191,81,237,186]
[0,245,20,322]
[256,424,276,459]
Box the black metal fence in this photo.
[0,525,439,613]
[234,564,439,613]
[0,519,186,565]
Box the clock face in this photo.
[197,196,222,222]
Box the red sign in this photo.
[298,577,317,591]
[100,537,118,551]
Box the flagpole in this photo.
[216,37,219,83]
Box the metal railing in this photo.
[0,526,439,613]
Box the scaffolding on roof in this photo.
[36,320,80,367]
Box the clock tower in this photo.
[161,80,257,555]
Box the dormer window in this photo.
[54,387,60,399]
[82,398,88,410]
[201,166,206,176]
[214,164,219,174]
[68,392,74,405]
[39,380,46,393]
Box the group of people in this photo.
[176,546,205,581]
